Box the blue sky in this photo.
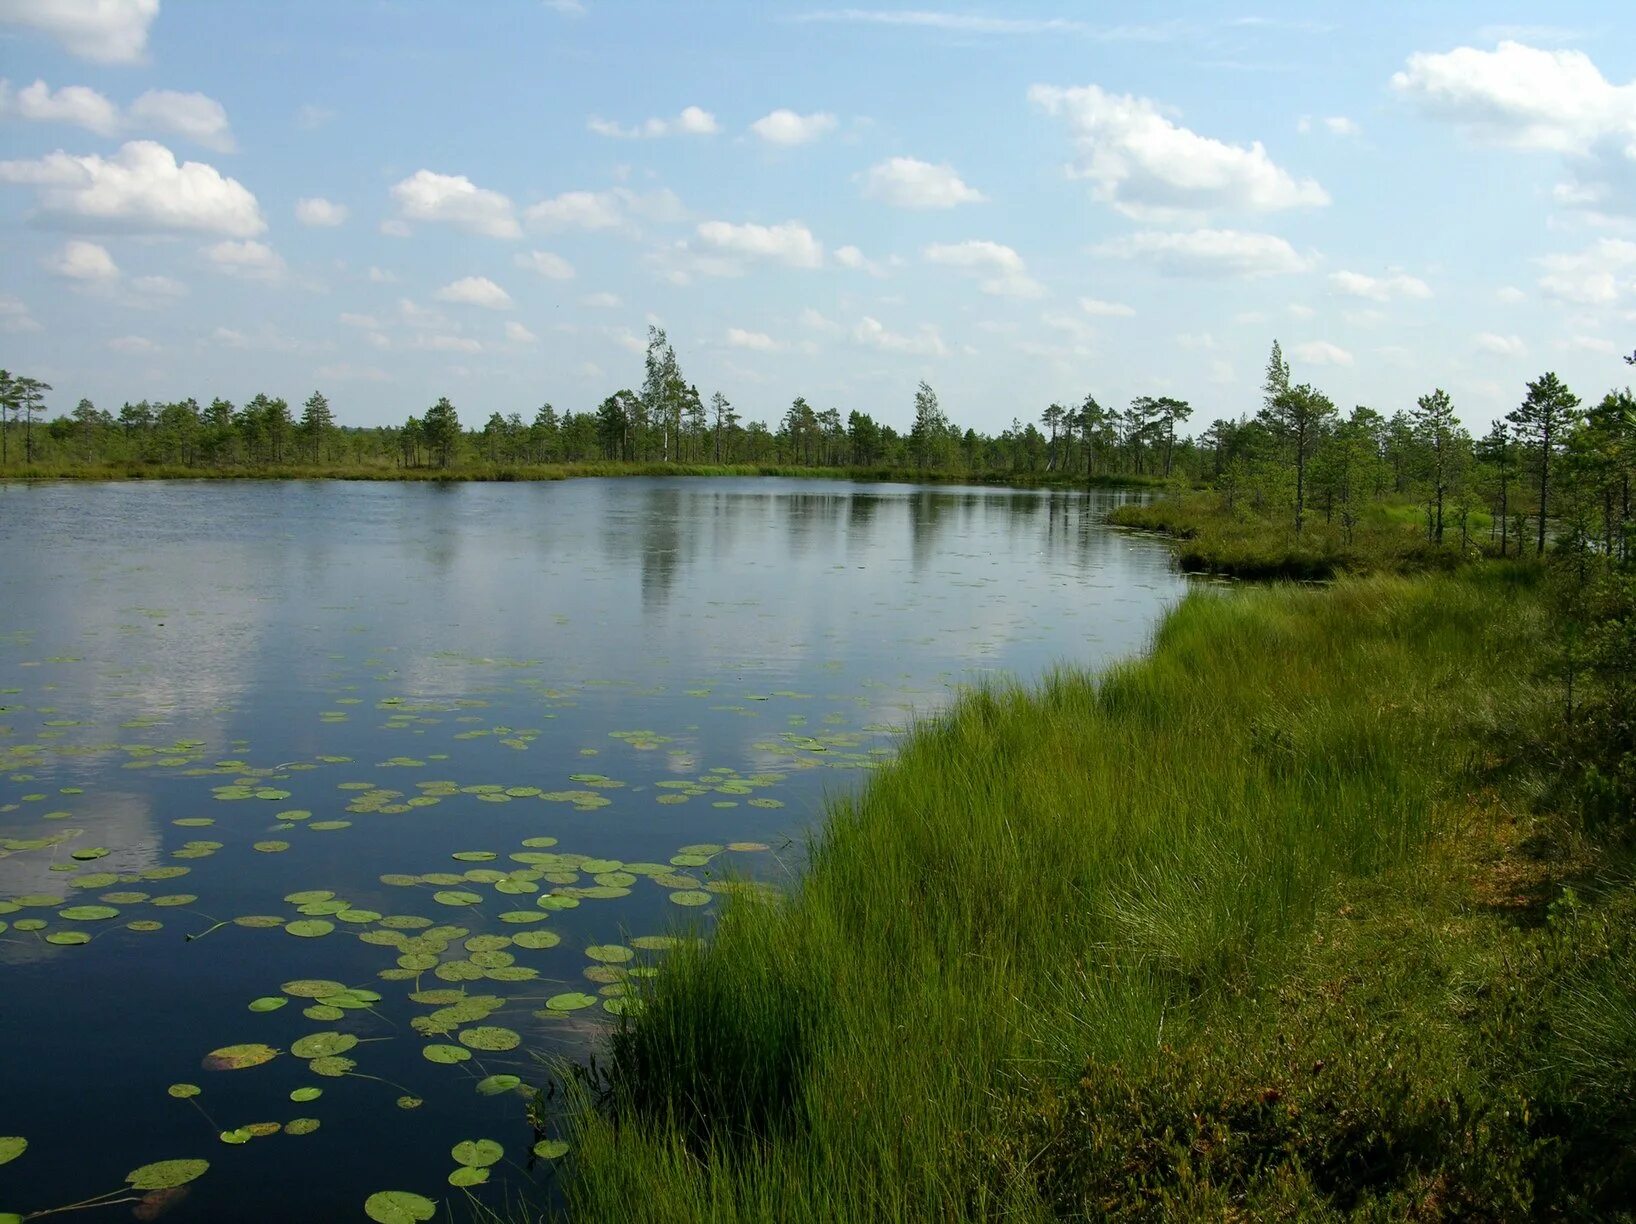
[2,1,1634,435]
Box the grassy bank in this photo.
[1109,493,1483,578]
[557,565,1635,1221]
[0,459,1158,491]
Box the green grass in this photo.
[0,458,1157,490]
[555,564,1636,1221]
[1109,493,1488,578]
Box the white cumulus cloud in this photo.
[1475,332,1527,356]
[205,239,286,281]
[523,186,684,233]
[514,249,575,280]
[588,105,719,139]
[1,80,235,149]
[1030,83,1329,219]
[390,169,520,239]
[726,327,782,351]
[859,156,985,208]
[1092,228,1312,277]
[127,90,234,151]
[1327,269,1433,301]
[923,240,1044,297]
[853,315,946,356]
[1536,238,1636,304]
[1,79,120,133]
[1392,41,1636,214]
[505,321,538,344]
[696,219,823,268]
[1079,296,1135,316]
[435,276,514,309]
[295,197,348,227]
[0,140,264,235]
[750,109,838,145]
[834,244,886,275]
[46,237,118,280]
[0,0,158,63]
[1290,339,1354,366]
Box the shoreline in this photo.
[556,559,1634,1220]
[0,461,1163,492]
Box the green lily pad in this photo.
[283,890,334,904]
[447,1166,488,1187]
[167,1084,201,1099]
[290,1087,323,1102]
[127,919,163,932]
[397,1095,423,1110]
[585,944,634,963]
[45,931,91,946]
[0,1138,25,1166]
[253,841,289,853]
[364,1191,436,1224]
[290,1031,357,1059]
[457,1026,519,1051]
[58,904,118,921]
[451,1138,503,1168]
[308,1055,355,1077]
[432,890,481,907]
[219,1129,252,1145]
[150,894,197,907]
[474,1074,521,1096]
[203,1044,279,1071]
[668,890,712,907]
[421,1044,471,1065]
[511,929,561,949]
[248,996,288,1013]
[282,978,347,998]
[284,919,334,938]
[544,992,597,1012]
[286,1117,321,1136]
[126,1158,210,1189]
[533,1139,570,1159]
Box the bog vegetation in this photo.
[547,344,1636,1221]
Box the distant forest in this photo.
[3,329,1632,561]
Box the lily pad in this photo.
[0,1138,25,1166]
[668,890,712,907]
[474,1074,521,1096]
[457,1026,519,1051]
[448,1166,489,1187]
[286,1118,321,1136]
[451,1138,503,1168]
[432,890,481,907]
[248,996,288,1013]
[290,1031,357,1059]
[364,1191,436,1224]
[284,919,335,938]
[585,944,634,963]
[533,1139,570,1159]
[167,1084,201,1099]
[203,1044,279,1071]
[45,931,91,946]
[544,992,597,1012]
[126,1159,209,1189]
[308,1055,355,1077]
[289,1087,323,1102]
[282,978,347,998]
[421,1044,471,1065]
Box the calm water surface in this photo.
[0,478,1183,1221]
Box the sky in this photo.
[2,0,1635,436]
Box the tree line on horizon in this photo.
[2,330,1631,561]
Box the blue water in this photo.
[0,477,1184,1221]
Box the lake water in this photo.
[0,478,1184,1221]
